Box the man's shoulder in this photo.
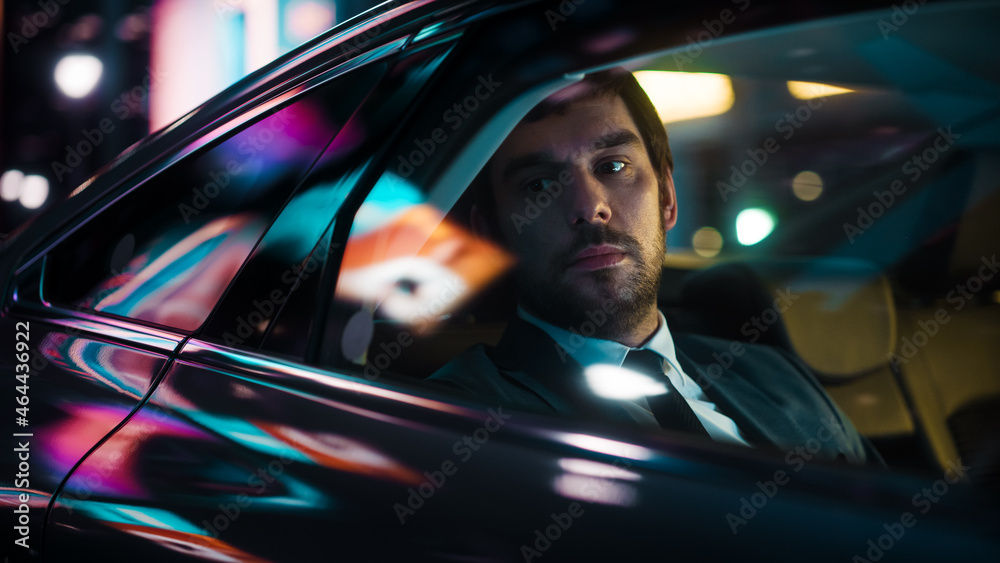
[673,331,835,405]
[675,331,882,466]
[674,332,812,381]
[425,337,562,415]
[425,343,500,392]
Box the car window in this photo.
[39,62,387,332]
[199,36,463,359]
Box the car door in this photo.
[37,29,465,561]
[0,27,429,563]
[1,83,341,561]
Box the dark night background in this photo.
[1,0,384,234]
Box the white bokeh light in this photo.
[736,208,776,246]
[19,175,49,209]
[584,364,668,401]
[1,170,25,201]
[54,54,103,98]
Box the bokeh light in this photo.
[287,1,336,42]
[736,208,775,246]
[19,175,50,209]
[635,71,734,123]
[692,226,723,257]
[1,170,25,201]
[54,54,104,98]
[787,81,853,100]
[792,170,823,201]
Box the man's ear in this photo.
[662,171,678,231]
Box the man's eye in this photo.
[524,178,554,192]
[596,161,627,174]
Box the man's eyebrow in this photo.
[499,130,643,182]
[593,130,643,152]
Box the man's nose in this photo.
[568,171,611,226]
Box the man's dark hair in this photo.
[472,68,672,238]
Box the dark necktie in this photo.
[622,349,711,438]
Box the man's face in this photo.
[485,94,677,339]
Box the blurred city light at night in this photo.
[736,208,775,246]
[54,54,104,98]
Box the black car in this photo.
[3,0,999,561]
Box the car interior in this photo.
[335,10,1000,495]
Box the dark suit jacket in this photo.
[428,316,880,465]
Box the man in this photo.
[429,69,878,464]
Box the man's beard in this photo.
[517,224,664,341]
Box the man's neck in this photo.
[616,307,660,348]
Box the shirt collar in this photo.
[516,306,681,369]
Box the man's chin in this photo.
[562,265,631,299]
[520,275,626,332]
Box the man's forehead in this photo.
[493,95,642,167]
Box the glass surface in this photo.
[42,65,382,332]
[252,40,462,361]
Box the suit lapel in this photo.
[674,346,802,450]
[492,316,580,414]
[492,316,636,423]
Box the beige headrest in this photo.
[756,259,896,381]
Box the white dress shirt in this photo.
[517,306,751,446]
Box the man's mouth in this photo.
[568,244,628,271]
